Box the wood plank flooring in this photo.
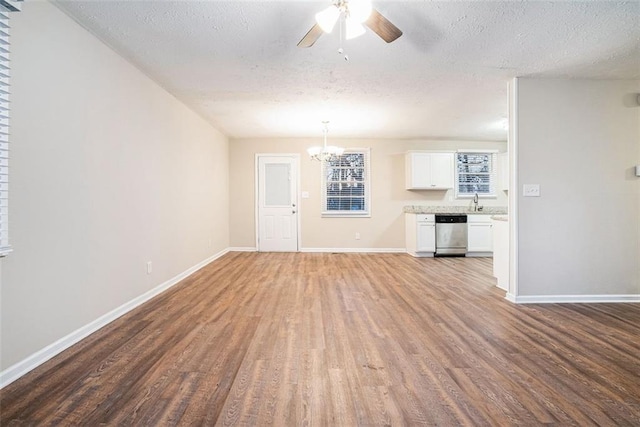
[2,252,639,425]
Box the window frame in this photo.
[321,148,371,218]
[455,150,498,199]
[0,7,14,257]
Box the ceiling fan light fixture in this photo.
[315,6,340,33]
[298,0,402,48]
[345,17,366,39]
[347,0,372,23]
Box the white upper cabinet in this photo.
[405,152,454,190]
[499,151,509,192]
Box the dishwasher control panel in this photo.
[435,215,468,223]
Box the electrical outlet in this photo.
[355,232,361,240]
[208,238,212,248]
[523,184,540,197]
[146,261,152,274]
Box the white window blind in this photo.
[0,1,19,256]
[455,151,497,198]
[322,149,371,217]
[0,1,21,12]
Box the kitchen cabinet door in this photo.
[406,153,431,188]
[467,215,493,253]
[430,153,455,188]
[417,222,435,252]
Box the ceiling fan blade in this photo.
[297,23,324,48]
[365,8,402,43]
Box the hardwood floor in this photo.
[2,252,639,425]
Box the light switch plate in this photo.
[523,184,540,197]
[301,191,310,199]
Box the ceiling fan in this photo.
[298,0,403,48]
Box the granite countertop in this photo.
[403,205,508,215]
[491,215,509,222]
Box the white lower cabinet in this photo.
[406,214,435,256]
[467,215,493,255]
[492,217,509,291]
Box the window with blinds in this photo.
[456,151,497,198]
[322,149,370,217]
[0,1,19,256]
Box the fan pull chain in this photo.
[337,14,349,61]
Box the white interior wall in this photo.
[0,2,229,371]
[515,78,640,297]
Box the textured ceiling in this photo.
[53,0,640,140]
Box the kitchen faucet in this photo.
[473,192,479,212]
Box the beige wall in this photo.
[0,2,229,370]
[515,78,640,296]
[230,138,507,250]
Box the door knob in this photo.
[292,210,296,214]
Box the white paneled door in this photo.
[257,155,299,252]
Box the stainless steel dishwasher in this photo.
[435,214,468,256]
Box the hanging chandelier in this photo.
[307,121,345,162]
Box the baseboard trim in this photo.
[466,252,492,258]
[229,247,406,254]
[228,247,257,252]
[511,294,640,304]
[300,247,406,254]
[0,248,229,390]
[407,251,434,258]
